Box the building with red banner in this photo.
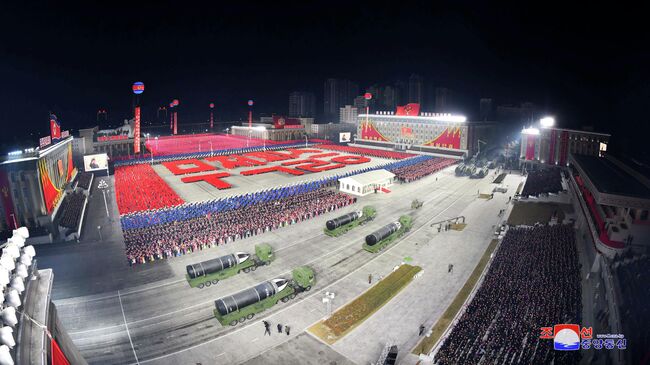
[520,126,610,166]
[355,108,477,158]
[0,137,76,239]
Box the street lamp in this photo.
[98,179,110,218]
[97,225,102,242]
[322,291,336,317]
[304,134,308,148]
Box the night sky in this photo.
[1,2,648,160]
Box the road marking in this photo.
[251,337,259,343]
[216,352,225,357]
[118,290,140,365]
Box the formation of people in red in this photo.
[115,164,184,215]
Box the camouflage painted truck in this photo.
[324,206,376,237]
[363,215,413,253]
[186,243,274,289]
[213,266,315,326]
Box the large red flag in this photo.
[51,339,71,365]
[50,114,61,139]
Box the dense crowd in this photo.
[435,225,581,365]
[76,172,93,190]
[521,168,563,197]
[123,188,356,264]
[115,164,184,215]
[316,144,413,160]
[119,155,433,228]
[611,252,649,364]
[391,158,456,182]
[57,191,87,229]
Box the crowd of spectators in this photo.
[57,191,87,229]
[123,188,356,264]
[391,158,456,183]
[115,164,184,215]
[76,172,93,190]
[521,168,563,197]
[316,144,413,160]
[435,225,581,365]
[611,251,649,364]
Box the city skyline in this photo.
[1,3,648,159]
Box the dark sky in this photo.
[1,2,649,159]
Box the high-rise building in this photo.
[394,80,408,106]
[408,74,423,104]
[289,91,316,117]
[324,79,358,121]
[339,105,358,124]
[353,95,368,112]
[435,87,453,112]
[383,86,397,110]
[479,98,493,121]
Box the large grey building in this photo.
[408,74,423,104]
[288,91,315,117]
[323,79,358,121]
[435,87,453,112]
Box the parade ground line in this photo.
[412,238,499,355]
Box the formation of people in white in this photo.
[0,227,35,365]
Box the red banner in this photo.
[525,135,536,160]
[273,116,301,129]
[424,127,461,149]
[134,106,141,154]
[360,121,390,142]
[50,116,61,139]
[173,111,178,135]
[51,338,71,365]
[0,170,17,229]
[395,103,420,116]
[548,129,557,164]
[401,126,412,136]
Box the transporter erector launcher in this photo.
[363,215,412,253]
[213,266,315,326]
[326,211,363,230]
[365,222,402,246]
[186,243,274,288]
[324,206,377,237]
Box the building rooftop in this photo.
[572,154,650,199]
[339,169,395,186]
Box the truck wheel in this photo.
[197,283,204,289]
[281,297,289,303]
[243,268,250,273]
[230,320,238,326]
[289,293,296,300]
[205,281,211,287]
[251,266,257,271]
[246,313,254,320]
[305,286,312,291]
[239,317,246,323]
[212,279,219,285]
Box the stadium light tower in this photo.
[540,116,555,128]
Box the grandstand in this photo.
[0,228,85,364]
[434,225,582,365]
[520,168,564,197]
